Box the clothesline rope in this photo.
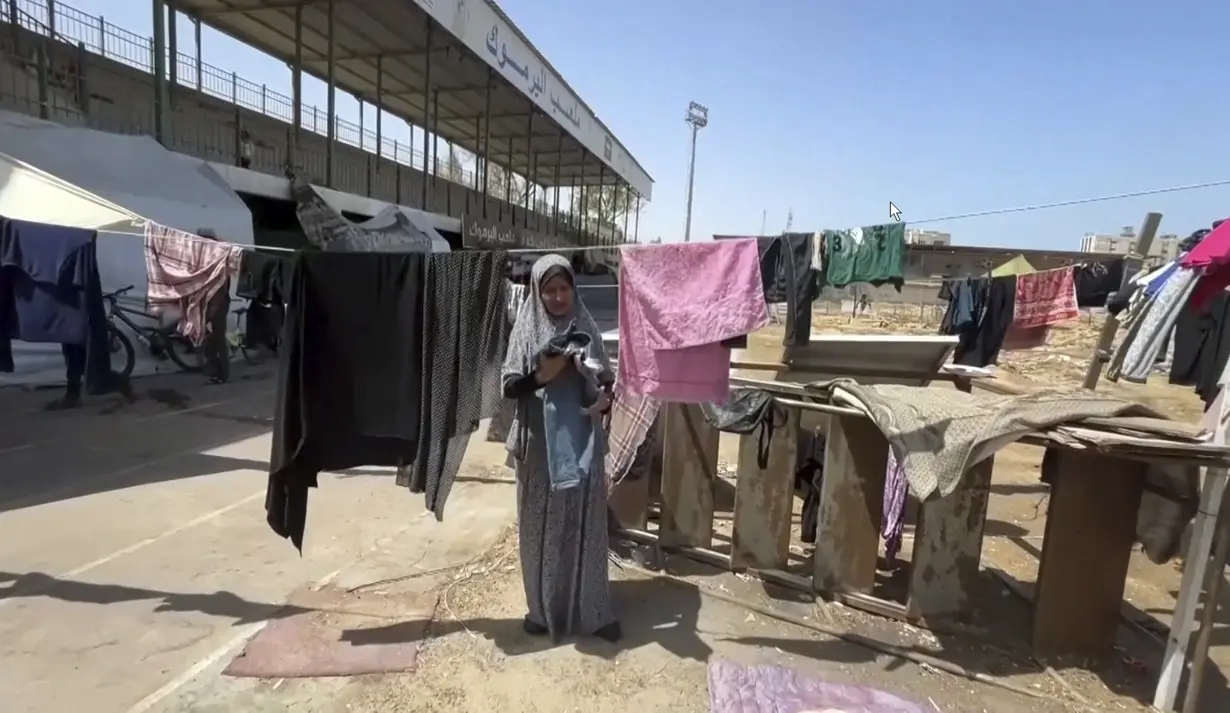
[909,179,1230,226]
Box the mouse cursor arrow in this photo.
[889,202,902,222]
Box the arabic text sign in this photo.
[409,0,652,200]
[461,214,558,251]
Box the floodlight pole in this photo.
[683,101,709,242]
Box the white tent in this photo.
[0,111,254,386]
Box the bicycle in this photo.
[226,303,277,366]
[103,285,204,378]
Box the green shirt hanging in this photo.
[823,223,906,290]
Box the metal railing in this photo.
[2,0,589,220]
[9,0,477,184]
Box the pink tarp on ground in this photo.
[707,659,927,713]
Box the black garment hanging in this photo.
[267,251,429,551]
[1170,291,1230,406]
[953,275,1015,368]
[0,218,116,395]
[779,232,819,347]
[1074,259,1125,308]
[395,251,509,519]
[700,387,786,468]
[721,234,819,346]
[236,251,290,353]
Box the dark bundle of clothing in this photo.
[1169,291,1230,406]
[716,233,819,346]
[700,387,787,469]
[1074,259,1125,308]
[0,217,119,401]
[235,250,291,353]
[937,275,1017,368]
[266,250,509,551]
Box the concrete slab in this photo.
[0,371,520,713]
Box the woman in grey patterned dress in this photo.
[501,254,620,643]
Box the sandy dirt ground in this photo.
[4,307,1226,712]
[257,308,1227,713]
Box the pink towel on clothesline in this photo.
[1012,266,1078,329]
[617,239,768,403]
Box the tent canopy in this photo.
[992,254,1036,277]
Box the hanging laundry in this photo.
[605,390,661,486]
[266,250,508,550]
[1170,292,1230,406]
[714,233,819,346]
[268,251,428,551]
[485,281,530,445]
[0,218,117,396]
[235,250,291,354]
[617,239,768,403]
[395,251,509,518]
[144,221,243,346]
[779,232,819,346]
[1074,259,1125,308]
[882,448,907,565]
[1012,267,1079,329]
[821,222,905,291]
[951,275,1016,368]
[1109,267,1200,383]
[1181,220,1230,310]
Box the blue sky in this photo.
[63,0,1230,247]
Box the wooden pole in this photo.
[1081,212,1162,389]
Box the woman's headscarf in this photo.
[501,253,613,454]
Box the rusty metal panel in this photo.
[659,403,718,548]
[813,415,888,593]
[908,455,994,618]
[732,408,799,569]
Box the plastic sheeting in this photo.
[292,178,449,253]
[0,111,254,387]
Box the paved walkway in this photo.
[0,368,518,713]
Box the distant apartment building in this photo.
[1079,226,1180,264]
[904,229,952,246]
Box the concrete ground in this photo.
[2,356,1220,713]
[0,367,520,713]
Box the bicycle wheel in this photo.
[239,341,272,366]
[164,334,205,373]
[107,325,136,379]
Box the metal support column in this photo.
[504,140,514,222]
[193,16,202,91]
[419,22,434,209]
[622,185,631,243]
[151,0,167,145]
[577,152,588,243]
[167,8,177,101]
[552,132,562,235]
[325,0,336,187]
[46,0,55,39]
[523,112,534,228]
[568,174,578,238]
[35,39,49,119]
[288,5,302,177]
[429,87,439,206]
[596,165,606,244]
[480,68,493,217]
[358,96,369,193]
[634,193,641,242]
[375,56,383,164]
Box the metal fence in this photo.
[5,0,590,220]
[8,0,482,186]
